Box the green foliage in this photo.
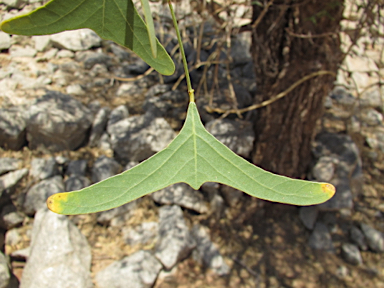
[47,102,335,215]
[0,0,335,215]
[0,0,174,75]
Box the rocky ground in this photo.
[0,0,384,287]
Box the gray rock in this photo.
[299,206,318,230]
[360,223,384,252]
[191,225,229,276]
[5,228,21,246]
[116,82,144,97]
[341,243,362,265]
[360,108,383,126]
[60,61,81,73]
[308,222,334,252]
[26,91,93,152]
[66,160,87,177]
[97,201,138,226]
[220,185,243,207]
[82,52,112,70]
[233,83,253,108]
[230,32,252,64]
[0,158,20,176]
[350,225,368,251]
[0,251,10,288]
[89,63,108,77]
[91,156,121,183]
[242,62,256,80]
[145,84,172,99]
[126,58,150,74]
[330,87,356,107]
[52,70,69,86]
[98,133,112,151]
[312,156,335,182]
[209,193,225,219]
[0,204,24,229]
[122,222,159,246]
[142,97,172,117]
[30,157,59,180]
[20,208,92,288]
[360,88,383,109]
[155,205,196,269]
[56,49,75,58]
[50,29,101,51]
[0,107,26,150]
[65,175,90,192]
[10,45,37,57]
[314,133,362,211]
[0,31,11,50]
[201,182,220,196]
[10,247,30,260]
[32,35,51,52]
[0,168,28,195]
[110,43,130,61]
[1,0,26,8]
[24,176,64,215]
[365,129,384,152]
[107,105,129,126]
[96,250,162,288]
[109,115,175,162]
[152,183,208,214]
[206,118,254,158]
[66,84,85,95]
[39,48,58,60]
[89,107,110,147]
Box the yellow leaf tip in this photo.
[46,193,69,214]
[321,183,336,198]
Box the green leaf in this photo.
[47,102,335,215]
[140,0,157,58]
[0,0,174,75]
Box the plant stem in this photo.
[167,0,194,102]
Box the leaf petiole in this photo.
[168,0,194,102]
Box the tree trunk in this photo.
[251,0,344,178]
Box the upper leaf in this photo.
[0,0,175,75]
[47,102,335,215]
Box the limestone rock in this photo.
[206,118,254,158]
[0,168,28,195]
[155,205,196,269]
[89,107,110,147]
[191,225,229,275]
[308,222,334,252]
[0,158,20,176]
[26,91,92,152]
[24,176,64,215]
[299,206,318,230]
[20,208,92,288]
[50,29,101,51]
[109,115,175,163]
[152,183,208,214]
[91,155,121,183]
[341,243,363,265]
[29,157,59,180]
[0,31,11,50]
[0,107,26,150]
[96,250,162,288]
[65,175,90,192]
[360,223,384,253]
[122,222,159,246]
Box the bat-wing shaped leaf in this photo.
[0,0,174,75]
[47,102,335,215]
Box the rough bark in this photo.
[251,0,344,178]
